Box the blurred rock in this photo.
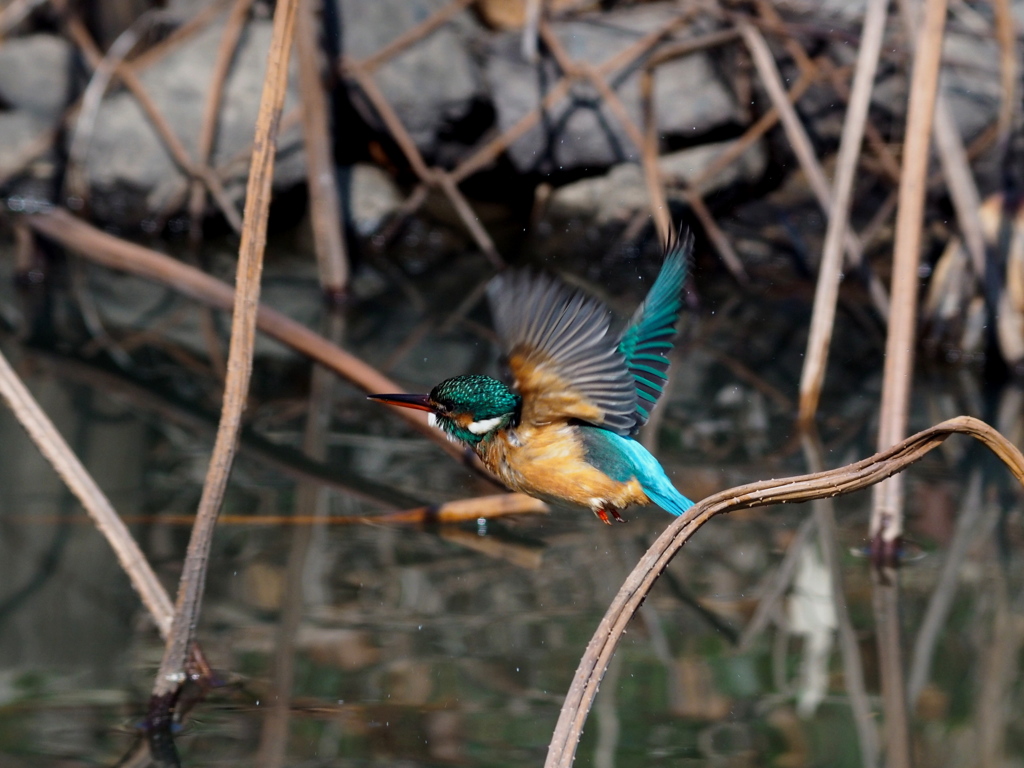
[545,138,766,223]
[870,30,1001,142]
[0,35,72,122]
[342,163,403,236]
[486,3,741,172]
[339,0,486,155]
[0,112,52,180]
[83,17,304,224]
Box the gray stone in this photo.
[939,31,1002,140]
[660,139,767,194]
[870,30,1001,142]
[485,3,740,172]
[83,17,304,223]
[546,138,767,223]
[338,0,486,154]
[343,163,403,236]
[0,35,73,122]
[0,111,52,180]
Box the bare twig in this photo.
[545,415,1024,768]
[150,0,299,711]
[0,349,174,636]
[798,0,891,424]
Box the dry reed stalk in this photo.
[0,349,175,636]
[545,415,1024,768]
[638,67,671,246]
[296,0,349,297]
[95,494,547,527]
[149,0,300,711]
[373,493,549,524]
[895,0,986,282]
[801,431,880,766]
[870,0,948,549]
[797,0,891,425]
[991,0,1017,153]
[870,2,948,765]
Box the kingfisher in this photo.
[368,232,695,524]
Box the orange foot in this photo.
[594,508,627,524]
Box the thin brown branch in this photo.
[0,348,174,636]
[545,415,1024,768]
[151,0,300,706]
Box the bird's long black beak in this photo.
[367,393,435,412]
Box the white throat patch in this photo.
[467,416,503,435]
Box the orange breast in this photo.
[476,423,649,511]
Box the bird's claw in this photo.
[595,508,627,524]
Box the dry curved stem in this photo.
[296,0,349,296]
[0,348,175,636]
[544,415,1024,768]
[150,0,299,707]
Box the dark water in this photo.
[0,236,1022,767]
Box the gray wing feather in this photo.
[488,270,638,434]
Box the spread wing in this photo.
[617,230,691,432]
[487,270,638,434]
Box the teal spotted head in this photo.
[368,374,521,445]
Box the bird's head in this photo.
[369,374,521,445]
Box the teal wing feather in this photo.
[616,230,692,434]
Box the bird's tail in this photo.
[642,475,695,516]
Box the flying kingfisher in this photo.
[369,232,695,524]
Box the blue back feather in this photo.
[580,427,694,516]
[617,231,691,434]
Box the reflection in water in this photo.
[0,246,1022,766]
